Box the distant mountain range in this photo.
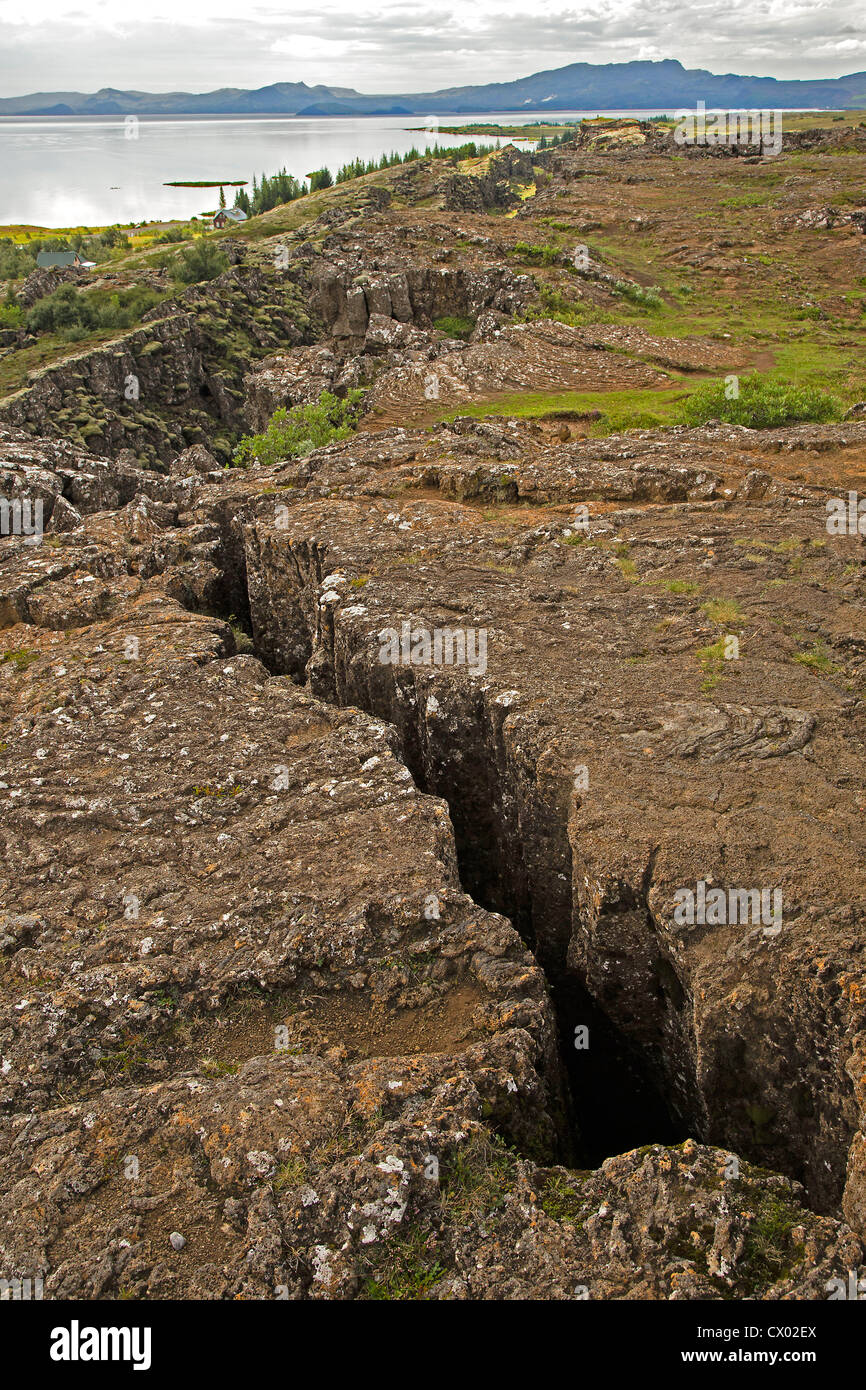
[1,60,865,117]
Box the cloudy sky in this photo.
[0,0,863,97]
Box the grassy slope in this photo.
[1,118,864,435]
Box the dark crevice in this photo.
[201,540,847,1207]
[185,532,859,1212]
[397,737,689,1165]
[551,975,687,1166]
[210,566,693,1170]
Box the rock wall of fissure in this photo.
[235,515,862,1216]
[241,525,703,1170]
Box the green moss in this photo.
[1,647,39,672]
[736,1191,806,1290]
[432,315,475,340]
[537,1171,590,1223]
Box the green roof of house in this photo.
[35,251,78,269]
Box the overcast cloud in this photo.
[0,0,863,98]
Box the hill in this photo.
[2,59,865,116]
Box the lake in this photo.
[0,110,673,229]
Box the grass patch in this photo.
[615,546,638,580]
[440,1133,519,1223]
[437,385,689,435]
[737,1191,806,1290]
[360,1227,445,1301]
[432,314,475,340]
[681,373,843,429]
[273,1157,307,1191]
[702,598,743,624]
[696,636,729,693]
[793,641,839,676]
[719,192,772,209]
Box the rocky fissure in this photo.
[227,526,699,1170]
[218,450,864,1222]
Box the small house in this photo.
[212,207,248,229]
[35,251,94,270]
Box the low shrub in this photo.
[232,389,366,467]
[681,374,843,429]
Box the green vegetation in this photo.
[614,545,638,580]
[440,1133,519,1223]
[233,389,366,467]
[233,169,305,217]
[172,239,229,285]
[361,1227,445,1301]
[663,579,700,595]
[335,140,499,184]
[273,1157,308,1191]
[422,122,576,142]
[520,284,591,327]
[538,1171,589,1222]
[230,141,505,202]
[226,614,255,655]
[151,227,188,245]
[681,373,843,429]
[1,647,39,672]
[613,279,662,309]
[308,168,334,192]
[438,385,687,435]
[737,1191,806,1289]
[512,241,561,266]
[793,641,839,676]
[0,300,23,328]
[432,314,475,340]
[24,283,164,340]
[200,1057,240,1077]
[0,227,130,283]
[719,192,772,208]
[696,636,730,693]
[100,1032,150,1080]
[702,598,743,624]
